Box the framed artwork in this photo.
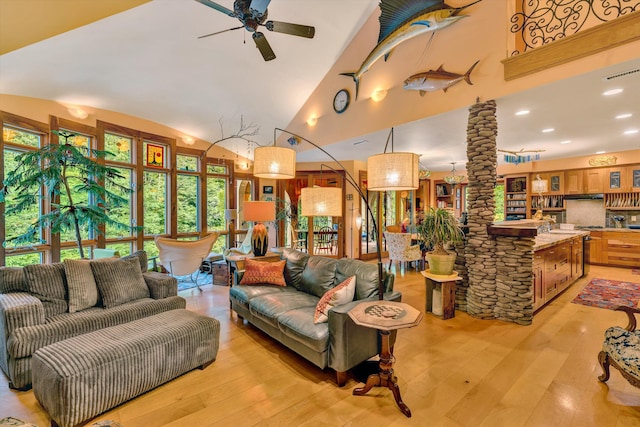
[263,185,274,194]
[146,144,165,168]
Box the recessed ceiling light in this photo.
[560,140,571,144]
[616,113,633,119]
[624,129,639,135]
[596,151,606,154]
[515,110,530,116]
[603,88,623,96]
[542,128,555,133]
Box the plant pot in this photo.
[426,252,456,276]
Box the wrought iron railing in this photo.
[510,0,639,55]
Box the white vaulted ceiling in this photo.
[0,0,638,171]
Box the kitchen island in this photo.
[533,230,589,311]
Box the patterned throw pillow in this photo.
[64,259,99,313]
[239,259,287,287]
[91,257,150,308]
[314,275,356,324]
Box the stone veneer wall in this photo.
[461,100,535,325]
[464,100,498,319]
[494,236,535,325]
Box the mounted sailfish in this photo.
[340,0,482,100]
[404,60,480,96]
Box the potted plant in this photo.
[417,207,464,275]
[1,131,140,259]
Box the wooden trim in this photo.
[503,11,640,81]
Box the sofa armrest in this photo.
[143,272,178,299]
[0,293,45,337]
[327,291,402,373]
[234,270,245,286]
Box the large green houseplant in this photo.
[417,207,465,275]
[1,131,140,259]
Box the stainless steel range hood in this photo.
[563,193,604,200]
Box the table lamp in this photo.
[243,201,275,256]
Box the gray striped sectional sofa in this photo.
[0,251,185,390]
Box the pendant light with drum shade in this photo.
[366,128,419,191]
[253,131,297,179]
[301,187,343,217]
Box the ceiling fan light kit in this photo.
[196,0,315,61]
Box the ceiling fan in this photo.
[195,0,316,61]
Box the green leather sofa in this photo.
[230,248,401,386]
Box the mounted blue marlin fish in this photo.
[403,60,479,96]
[341,0,482,100]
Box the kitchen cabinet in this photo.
[534,240,576,311]
[584,168,604,193]
[533,251,544,311]
[630,165,640,192]
[602,231,640,267]
[605,167,628,193]
[589,231,603,264]
[570,236,583,278]
[565,170,583,194]
[531,172,564,195]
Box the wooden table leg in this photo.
[353,330,412,417]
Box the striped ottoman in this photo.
[32,309,220,427]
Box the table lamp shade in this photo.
[253,146,296,179]
[244,201,275,256]
[300,187,342,217]
[367,152,419,191]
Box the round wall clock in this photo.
[333,89,350,114]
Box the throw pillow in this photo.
[314,275,356,324]
[0,266,27,293]
[64,259,99,313]
[121,250,148,273]
[91,257,149,308]
[23,263,68,319]
[239,259,286,287]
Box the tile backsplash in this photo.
[565,200,606,227]
[606,210,640,228]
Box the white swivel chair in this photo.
[154,232,219,291]
[384,231,423,271]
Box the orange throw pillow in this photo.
[239,259,287,287]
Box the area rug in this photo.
[176,273,213,291]
[571,278,640,310]
[633,268,640,275]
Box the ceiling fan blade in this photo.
[198,26,244,39]
[252,32,276,61]
[249,0,271,16]
[265,21,315,38]
[194,0,236,17]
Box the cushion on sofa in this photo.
[230,284,291,306]
[314,275,356,324]
[336,258,383,300]
[239,259,286,286]
[121,250,148,273]
[282,248,309,290]
[248,292,319,328]
[277,306,330,352]
[91,257,149,308]
[23,263,68,319]
[300,256,337,298]
[64,259,99,313]
[0,266,27,293]
[7,296,186,359]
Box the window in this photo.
[143,171,168,235]
[177,154,200,234]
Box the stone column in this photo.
[464,100,498,319]
[495,236,535,325]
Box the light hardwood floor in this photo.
[2,264,640,426]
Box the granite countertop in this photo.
[577,227,640,232]
[534,230,590,250]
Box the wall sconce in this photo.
[371,89,388,102]
[182,136,195,146]
[307,116,318,127]
[67,106,88,119]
